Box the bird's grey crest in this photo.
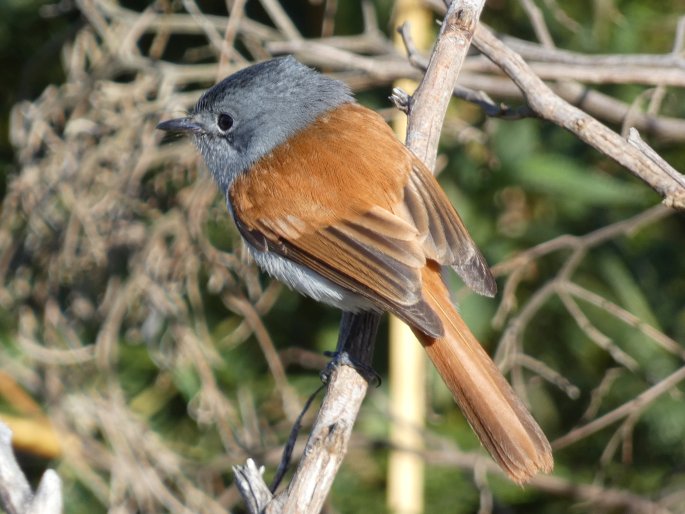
[195,56,351,115]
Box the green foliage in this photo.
[515,154,649,209]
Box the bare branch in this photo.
[628,128,685,197]
[0,422,63,514]
[553,365,685,450]
[257,0,302,41]
[403,0,487,168]
[264,311,379,512]
[473,25,685,209]
[233,459,274,513]
[519,0,555,49]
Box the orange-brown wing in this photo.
[234,203,444,337]
[400,161,496,297]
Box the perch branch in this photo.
[402,0,486,168]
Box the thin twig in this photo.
[553,365,685,450]
[519,0,555,49]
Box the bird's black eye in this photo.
[217,113,233,132]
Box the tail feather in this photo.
[413,263,553,483]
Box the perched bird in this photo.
[157,56,553,483]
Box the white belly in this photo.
[247,244,375,313]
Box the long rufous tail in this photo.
[412,262,553,483]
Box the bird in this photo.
[157,55,553,483]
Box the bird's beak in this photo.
[156,116,204,134]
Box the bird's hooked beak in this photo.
[156,116,204,134]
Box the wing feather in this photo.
[246,213,443,337]
[401,163,497,297]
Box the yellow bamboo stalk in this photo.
[0,415,62,459]
[388,1,433,513]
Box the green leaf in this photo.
[515,154,651,207]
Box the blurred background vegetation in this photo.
[1,0,685,513]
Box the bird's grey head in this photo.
[157,56,353,192]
